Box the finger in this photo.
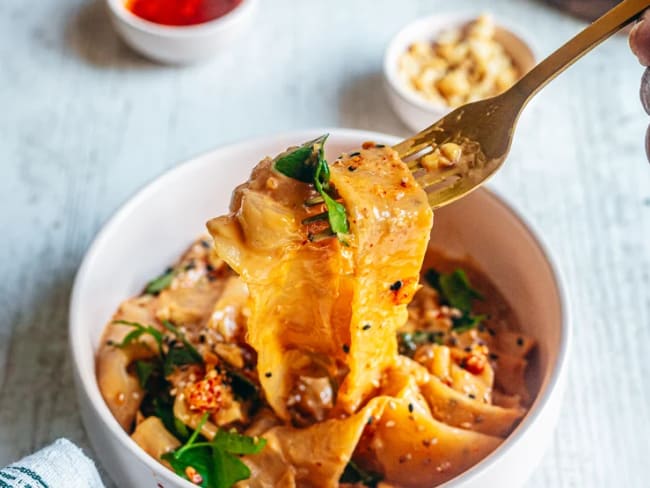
[640,67,650,115]
[646,125,650,163]
[630,10,650,66]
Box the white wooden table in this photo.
[1,0,649,486]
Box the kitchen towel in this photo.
[0,439,104,488]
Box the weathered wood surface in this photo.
[1,0,648,486]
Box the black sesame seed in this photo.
[206,263,215,273]
[489,353,499,360]
[362,324,371,330]
[347,165,357,172]
[517,337,524,346]
[487,327,496,337]
[342,344,350,354]
[265,372,272,378]
[375,144,386,148]
[367,416,373,425]
[349,151,360,157]
[408,403,414,413]
[464,346,472,353]
[200,240,211,249]
[478,324,486,333]
[390,280,403,291]
[198,334,206,344]
[468,393,476,399]
[185,260,196,271]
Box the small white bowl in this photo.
[69,129,570,487]
[384,13,536,132]
[106,0,256,64]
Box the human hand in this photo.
[630,11,650,159]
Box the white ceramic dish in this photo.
[106,0,256,64]
[69,129,570,488]
[384,13,536,132]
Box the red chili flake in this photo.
[462,354,486,375]
[185,370,225,413]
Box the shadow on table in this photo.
[337,71,411,138]
[64,0,161,69]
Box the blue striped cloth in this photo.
[0,439,104,488]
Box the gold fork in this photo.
[394,0,650,209]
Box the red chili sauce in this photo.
[127,0,242,26]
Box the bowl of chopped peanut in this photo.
[384,13,536,131]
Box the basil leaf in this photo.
[212,448,251,488]
[162,446,214,488]
[145,268,175,294]
[339,460,383,487]
[212,429,267,455]
[452,313,488,334]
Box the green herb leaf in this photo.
[162,321,203,362]
[339,460,383,487]
[164,413,265,488]
[212,448,251,488]
[162,446,214,488]
[212,429,267,455]
[452,313,488,334]
[274,135,349,242]
[134,359,157,389]
[161,320,203,376]
[313,143,349,239]
[438,269,484,314]
[154,396,190,441]
[112,320,164,352]
[145,268,175,295]
[273,135,328,183]
[321,192,349,237]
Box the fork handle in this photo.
[512,0,650,104]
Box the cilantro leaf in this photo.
[145,268,175,294]
[212,448,251,488]
[340,460,383,487]
[164,413,265,488]
[438,269,484,314]
[162,446,214,487]
[212,429,267,455]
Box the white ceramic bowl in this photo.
[106,0,256,64]
[384,13,536,132]
[69,129,570,488]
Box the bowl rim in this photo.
[69,128,571,488]
[105,0,257,38]
[383,11,537,115]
